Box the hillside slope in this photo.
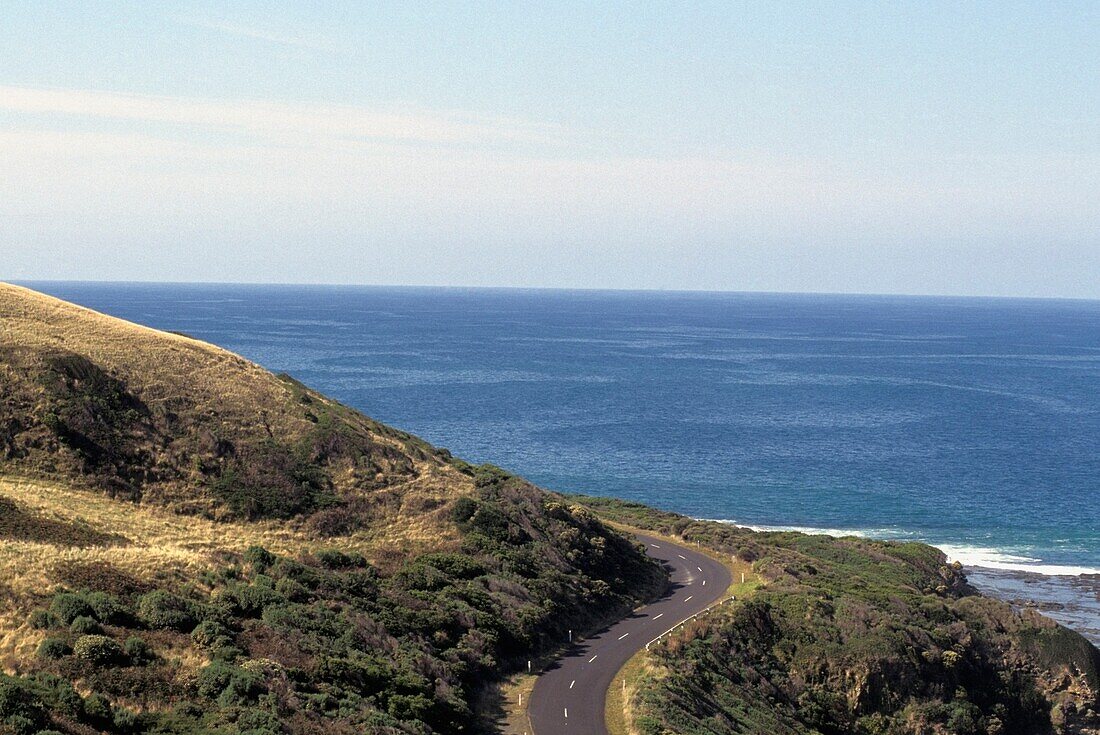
[0,282,457,525]
[578,497,1100,735]
[0,284,666,735]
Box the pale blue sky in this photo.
[2,2,1098,296]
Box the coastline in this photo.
[714,519,1100,646]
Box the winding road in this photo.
[528,533,732,734]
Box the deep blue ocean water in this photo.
[24,282,1100,638]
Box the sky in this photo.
[1,2,1098,297]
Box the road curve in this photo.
[528,533,732,734]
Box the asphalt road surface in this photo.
[528,533,732,734]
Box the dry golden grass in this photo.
[0,473,464,667]
[0,282,310,438]
[606,650,666,735]
[0,281,433,479]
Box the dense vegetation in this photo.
[1,471,662,735]
[574,496,1100,735]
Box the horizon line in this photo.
[10,278,1100,304]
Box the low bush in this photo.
[36,638,71,660]
[220,581,284,618]
[137,590,200,631]
[243,545,276,572]
[0,679,49,732]
[48,592,93,626]
[83,693,113,726]
[26,610,53,630]
[190,620,232,650]
[196,661,265,705]
[69,615,102,635]
[72,635,124,666]
[86,591,129,624]
[315,549,367,569]
[123,637,155,665]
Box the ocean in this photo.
[25,282,1100,643]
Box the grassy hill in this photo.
[0,284,666,734]
[0,282,463,525]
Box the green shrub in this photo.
[137,590,199,631]
[221,582,284,618]
[69,615,102,635]
[82,693,112,725]
[210,645,244,663]
[113,706,140,733]
[315,549,366,569]
[86,591,128,624]
[72,635,123,666]
[197,662,265,705]
[123,636,155,665]
[387,692,432,721]
[243,546,276,572]
[4,714,37,735]
[26,609,53,630]
[0,680,48,732]
[217,670,266,707]
[36,637,71,660]
[48,592,93,625]
[190,620,231,650]
[54,684,84,718]
[274,577,310,602]
[450,496,479,523]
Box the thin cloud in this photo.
[174,16,332,52]
[0,85,578,151]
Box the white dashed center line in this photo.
[653,613,664,620]
[569,680,575,689]
[677,554,686,560]
[588,654,598,663]
[685,595,693,602]
[618,633,629,640]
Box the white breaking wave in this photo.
[709,519,1100,577]
[935,545,1100,577]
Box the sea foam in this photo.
[711,520,1100,577]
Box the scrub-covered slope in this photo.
[578,497,1100,735]
[0,284,666,734]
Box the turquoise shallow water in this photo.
[26,282,1100,641]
